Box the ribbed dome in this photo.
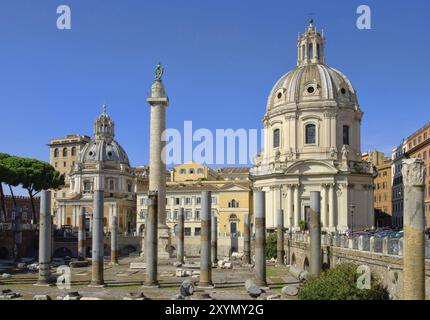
[78,139,130,165]
[266,64,358,111]
[77,106,130,166]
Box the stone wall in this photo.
[171,235,244,258]
[286,235,430,300]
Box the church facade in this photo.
[250,20,374,232]
[54,108,136,234]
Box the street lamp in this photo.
[349,204,355,238]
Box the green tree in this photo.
[0,153,12,222]
[266,234,277,259]
[1,156,64,223]
[298,263,389,300]
[0,153,22,217]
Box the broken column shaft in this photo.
[276,209,285,265]
[110,215,118,265]
[177,207,185,264]
[90,176,105,287]
[211,215,218,264]
[78,208,86,261]
[36,190,52,286]
[144,191,159,287]
[254,190,267,287]
[243,213,251,265]
[309,191,322,276]
[199,191,213,288]
[402,159,425,300]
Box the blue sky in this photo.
[0,0,429,185]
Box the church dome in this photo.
[266,20,358,112]
[78,106,130,166]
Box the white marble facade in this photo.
[250,20,374,232]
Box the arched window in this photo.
[273,128,280,148]
[197,168,204,174]
[305,124,316,144]
[302,45,305,60]
[71,147,76,156]
[54,148,59,158]
[343,125,350,145]
[316,44,320,59]
[229,200,239,208]
[62,148,68,157]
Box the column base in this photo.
[142,282,160,288]
[197,283,214,289]
[88,282,106,288]
[34,280,54,287]
[158,225,172,259]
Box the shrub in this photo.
[298,263,389,300]
[299,220,307,231]
[265,234,277,259]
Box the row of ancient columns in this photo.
[144,191,226,288]
[33,160,425,299]
[255,159,426,299]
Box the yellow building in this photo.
[48,134,91,221]
[136,162,252,237]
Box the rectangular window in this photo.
[273,129,280,148]
[305,124,316,144]
[194,227,201,236]
[185,197,191,205]
[343,125,350,145]
[175,198,180,205]
[196,197,201,204]
[184,228,191,236]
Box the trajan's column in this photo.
[147,63,171,259]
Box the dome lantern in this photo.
[94,104,115,143]
[297,19,325,66]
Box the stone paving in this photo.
[0,257,300,300]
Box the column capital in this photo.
[402,158,425,187]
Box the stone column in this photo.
[211,215,218,264]
[144,191,159,287]
[110,214,119,265]
[243,213,251,265]
[13,208,22,262]
[309,191,322,276]
[177,207,185,264]
[276,209,284,265]
[254,190,267,287]
[328,183,335,230]
[78,207,86,261]
[293,185,300,228]
[402,159,425,300]
[147,64,171,259]
[36,190,52,286]
[199,191,213,288]
[90,175,105,287]
[287,185,293,228]
[321,184,328,229]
